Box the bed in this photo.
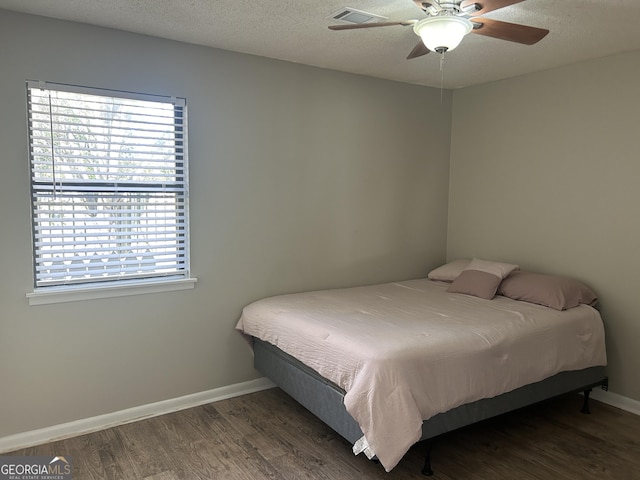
[236,261,608,474]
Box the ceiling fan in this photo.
[328,0,549,59]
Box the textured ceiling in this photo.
[1,0,640,88]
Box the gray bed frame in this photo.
[253,338,608,476]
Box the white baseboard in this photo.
[0,377,275,454]
[589,388,640,417]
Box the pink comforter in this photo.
[236,279,607,471]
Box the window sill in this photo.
[26,277,198,306]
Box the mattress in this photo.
[236,278,607,471]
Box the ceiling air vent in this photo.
[330,7,388,24]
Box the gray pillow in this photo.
[497,271,598,310]
[447,270,502,300]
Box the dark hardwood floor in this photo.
[8,388,640,479]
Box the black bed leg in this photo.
[421,438,436,476]
[581,388,592,414]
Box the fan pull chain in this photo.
[439,51,445,103]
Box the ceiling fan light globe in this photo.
[413,16,473,53]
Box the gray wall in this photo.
[448,50,640,401]
[0,10,451,437]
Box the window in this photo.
[26,81,192,298]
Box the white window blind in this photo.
[27,81,190,288]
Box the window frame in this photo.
[25,81,196,305]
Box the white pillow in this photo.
[427,259,470,282]
[464,258,519,279]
